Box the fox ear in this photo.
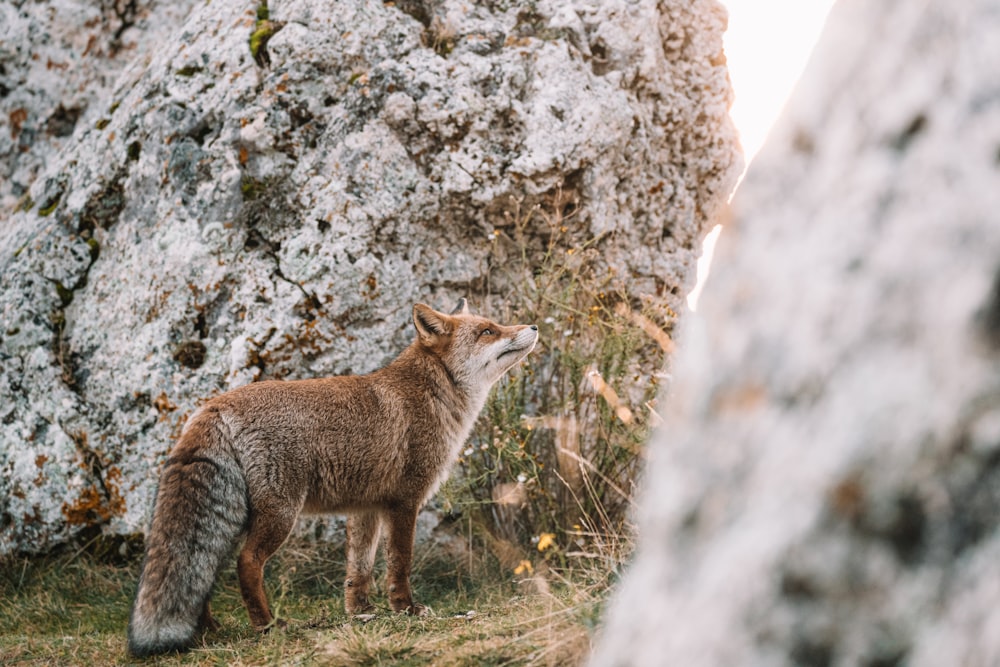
[450,298,470,315]
[413,304,451,341]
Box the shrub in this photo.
[443,192,676,582]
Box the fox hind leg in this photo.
[237,507,298,632]
[199,600,221,633]
[384,505,427,616]
[345,512,381,614]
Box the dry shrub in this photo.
[444,192,677,585]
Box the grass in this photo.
[0,534,603,666]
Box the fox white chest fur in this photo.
[127,299,537,657]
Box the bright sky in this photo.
[723,0,838,162]
[687,0,837,310]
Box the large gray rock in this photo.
[592,0,1000,665]
[0,0,740,554]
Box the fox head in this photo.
[412,299,538,391]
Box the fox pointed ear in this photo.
[413,304,451,341]
[450,298,470,315]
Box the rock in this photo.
[0,0,200,210]
[0,0,740,554]
[591,0,1000,665]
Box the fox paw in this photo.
[348,605,377,617]
[201,615,222,633]
[404,603,430,617]
[256,617,288,634]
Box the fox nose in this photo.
[529,325,538,331]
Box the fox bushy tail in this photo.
[127,412,249,657]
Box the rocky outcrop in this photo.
[0,0,740,554]
[592,0,1000,665]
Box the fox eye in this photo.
[479,328,495,337]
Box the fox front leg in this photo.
[344,512,381,615]
[384,505,428,616]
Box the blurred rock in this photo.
[0,0,740,554]
[592,0,1000,665]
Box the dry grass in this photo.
[0,533,605,666]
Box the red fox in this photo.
[127,299,538,656]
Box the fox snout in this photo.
[489,324,538,378]
[499,325,538,360]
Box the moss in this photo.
[94,118,110,130]
[108,101,120,114]
[54,281,74,308]
[86,238,100,263]
[241,176,266,201]
[126,140,141,161]
[250,0,280,67]
[175,65,204,77]
[37,175,69,217]
[38,198,60,217]
[435,40,455,57]
[249,21,277,66]
[17,194,34,212]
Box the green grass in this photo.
[0,535,601,666]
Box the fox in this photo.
[126,299,538,657]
